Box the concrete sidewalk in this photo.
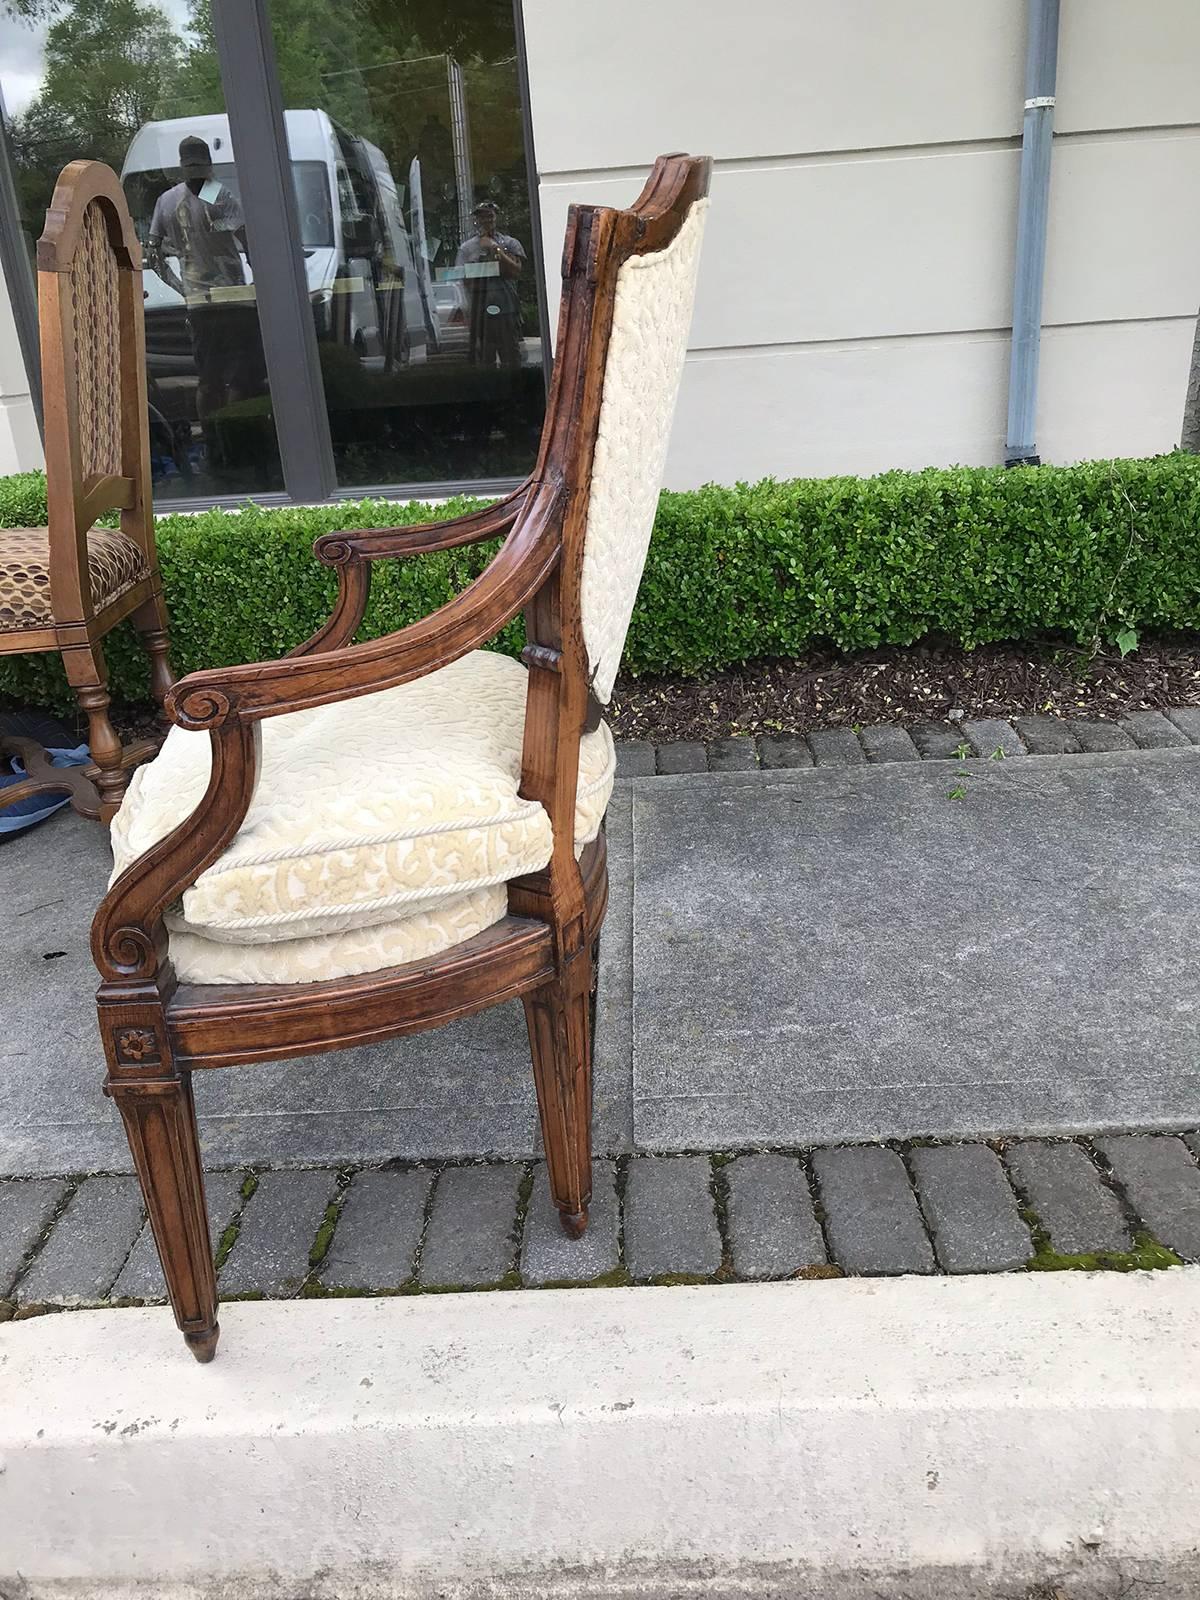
[2,719,1198,1177]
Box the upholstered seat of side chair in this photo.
[109,650,616,984]
[0,525,149,632]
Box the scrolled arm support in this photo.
[286,485,532,662]
[312,480,530,567]
[165,477,566,730]
[286,558,372,660]
[91,717,262,983]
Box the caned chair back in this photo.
[36,161,154,623]
[70,200,125,482]
[536,155,710,709]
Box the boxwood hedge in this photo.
[1,453,1198,714]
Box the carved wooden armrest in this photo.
[169,475,564,730]
[313,480,529,566]
[93,478,566,985]
[290,482,531,658]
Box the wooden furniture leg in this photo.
[523,942,594,1237]
[64,641,127,820]
[131,590,176,706]
[106,1062,219,1362]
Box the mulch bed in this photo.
[605,636,1200,744]
[8,636,1200,750]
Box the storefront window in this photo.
[0,0,286,501]
[0,0,546,504]
[264,0,545,489]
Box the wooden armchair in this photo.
[91,153,711,1362]
[0,161,173,823]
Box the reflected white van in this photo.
[120,108,436,376]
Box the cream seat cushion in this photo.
[110,651,615,985]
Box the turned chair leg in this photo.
[108,1065,219,1362]
[63,642,127,820]
[130,590,176,707]
[522,943,594,1237]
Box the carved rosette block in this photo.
[115,1026,159,1066]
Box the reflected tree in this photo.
[5,0,182,225]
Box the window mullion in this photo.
[211,0,336,503]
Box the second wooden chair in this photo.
[0,161,173,824]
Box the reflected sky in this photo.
[0,0,193,116]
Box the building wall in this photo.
[522,0,1200,486]
[0,273,40,476]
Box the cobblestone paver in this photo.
[1005,1142,1129,1255]
[1068,719,1136,753]
[15,1175,144,1306]
[1013,716,1080,755]
[859,724,920,763]
[706,736,758,771]
[725,1153,825,1279]
[624,1155,722,1281]
[614,740,656,778]
[1166,708,1200,743]
[1094,1135,1200,1262]
[521,1160,620,1285]
[219,1168,338,1296]
[113,1171,246,1301]
[419,1163,523,1288]
[13,1130,1200,1310]
[1119,710,1191,749]
[319,1168,432,1291]
[758,735,812,769]
[962,718,1025,758]
[0,1178,67,1297]
[656,741,707,775]
[613,710,1199,780]
[909,722,966,760]
[910,1144,1031,1273]
[812,1146,935,1276]
[611,713,1200,787]
[806,727,865,767]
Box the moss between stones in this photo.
[1026,1231,1182,1274]
[532,1266,632,1292]
[212,1170,258,1273]
[641,1272,720,1288]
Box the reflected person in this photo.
[454,200,525,369]
[147,136,262,419]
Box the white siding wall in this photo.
[0,277,40,476]
[522,0,1200,486]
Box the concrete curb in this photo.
[4,1272,1200,1597]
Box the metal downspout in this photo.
[1005,0,1060,467]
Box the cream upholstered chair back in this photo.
[576,193,709,705]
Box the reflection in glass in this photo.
[0,0,284,500]
[1,0,545,498]
[264,3,546,489]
